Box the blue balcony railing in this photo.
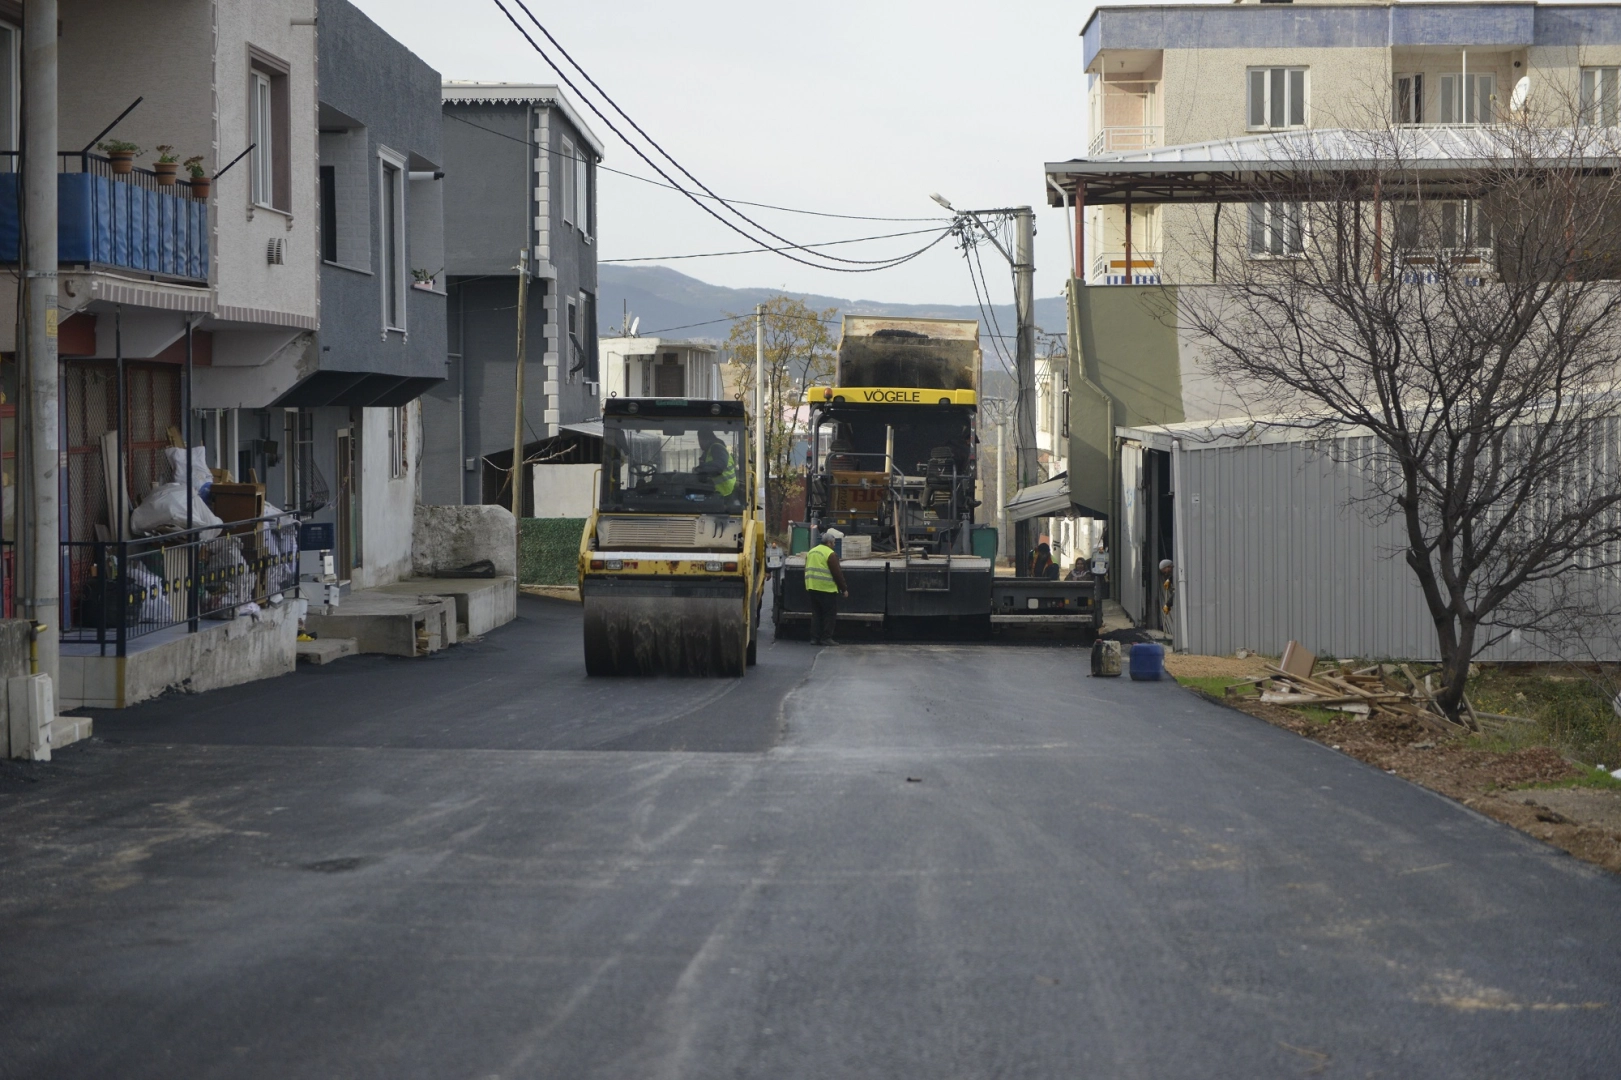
[0,152,209,283]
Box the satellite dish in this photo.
[629,316,640,336]
[1510,76,1530,113]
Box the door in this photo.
[335,428,360,578]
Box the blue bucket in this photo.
[1129,642,1165,682]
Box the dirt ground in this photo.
[1172,655,1621,874]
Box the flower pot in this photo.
[153,161,178,184]
[189,177,211,200]
[108,151,135,176]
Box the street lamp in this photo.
[934,193,1038,576]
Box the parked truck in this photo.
[774,316,1101,638]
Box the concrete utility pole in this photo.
[22,0,59,691]
[1013,206,1037,578]
[755,303,765,521]
[511,251,530,575]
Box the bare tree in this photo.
[1180,108,1621,721]
[725,296,837,535]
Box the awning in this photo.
[1005,473,1072,523]
[270,372,444,408]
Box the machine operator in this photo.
[695,428,737,498]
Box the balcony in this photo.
[1397,249,1494,286]
[0,153,210,284]
[1088,126,1163,155]
[1091,251,1162,286]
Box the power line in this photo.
[444,111,946,224]
[494,0,948,273]
[601,227,947,263]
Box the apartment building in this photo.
[421,84,602,511]
[1078,1,1621,286]
[1041,1,1621,654]
[0,0,450,713]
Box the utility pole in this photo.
[997,410,1008,562]
[511,251,530,576]
[755,303,765,525]
[22,0,59,693]
[1013,205,1036,579]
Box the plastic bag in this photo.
[131,482,223,538]
[127,562,173,624]
[166,446,214,494]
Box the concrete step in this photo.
[52,715,94,749]
[296,637,359,665]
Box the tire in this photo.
[746,596,760,666]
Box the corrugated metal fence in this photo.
[1174,431,1621,662]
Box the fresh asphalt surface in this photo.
[2,596,1619,1078]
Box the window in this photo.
[319,165,337,263]
[248,50,290,210]
[1441,201,1492,250]
[1248,67,1307,129]
[1395,73,1424,124]
[1248,202,1303,256]
[566,299,584,380]
[388,406,408,479]
[559,135,576,226]
[0,23,18,166]
[1581,67,1620,127]
[576,147,591,238]
[251,72,274,206]
[1439,73,1495,124]
[379,153,406,331]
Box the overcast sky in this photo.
[349,0,1110,306]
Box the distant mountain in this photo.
[596,265,1068,393]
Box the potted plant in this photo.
[153,145,179,184]
[410,267,440,292]
[183,156,210,200]
[97,139,142,175]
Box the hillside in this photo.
[596,264,1068,348]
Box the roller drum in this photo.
[583,592,748,677]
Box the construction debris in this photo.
[1222,640,1507,736]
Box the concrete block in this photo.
[8,674,53,761]
[53,715,93,748]
[372,578,516,637]
[296,637,358,665]
[412,504,517,579]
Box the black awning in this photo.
[271,371,445,408]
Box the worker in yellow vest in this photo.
[803,527,850,646]
[696,429,737,498]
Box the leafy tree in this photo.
[725,296,838,535]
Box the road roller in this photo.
[579,396,766,676]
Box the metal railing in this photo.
[0,150,210,282]
[1088,126,1163,155]
[1090,251,1163,285]
[62,515,300,656]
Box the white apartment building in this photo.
[1079,0,1621,286]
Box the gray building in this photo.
[264,0,446,587]
[424,83,602,509]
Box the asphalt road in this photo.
[2,595,1618,1079]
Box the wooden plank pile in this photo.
[1223,640,1477,735]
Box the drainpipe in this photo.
[1170,436,1190,652]
[1047,176,1076,281]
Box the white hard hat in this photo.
[822,528,845,541]
[1159,559,1174,571]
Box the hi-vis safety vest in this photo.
[704,443,737,496]
[804,544,838,593]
